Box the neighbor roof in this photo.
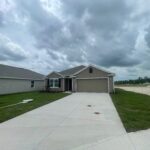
[0,64,45,80]
[59,65,86,76]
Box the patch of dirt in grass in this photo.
[94,112,100,115]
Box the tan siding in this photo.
[0,78,44,95]
[76,66,109,78]
[77,79,108,92]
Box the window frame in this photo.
[49,78,60,88]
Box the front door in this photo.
[65,78,72,91]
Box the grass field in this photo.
[0,91,69,123]
[111,88,150,132]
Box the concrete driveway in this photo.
[0,93,135,150]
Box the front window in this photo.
[49,78,59,88]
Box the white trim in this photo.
[73,64,115,76]
[0,77,44,81]
[108,74,115,76]
[50,86,59,89]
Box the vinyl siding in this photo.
[76,66,109,78]
[0,78,44,95]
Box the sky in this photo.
[0,0,150,80]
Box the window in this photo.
[89,67,93,73]
[49,78,60,88]
[50,79,53,87]
[31,80,34,88]
[54,79,59,87]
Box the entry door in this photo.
[65,78,72,91]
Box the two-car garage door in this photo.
[77,78,108,93]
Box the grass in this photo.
[0,91,69,123]
[111,88,150,132]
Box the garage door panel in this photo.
[77,79,108,92]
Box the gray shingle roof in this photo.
[59,65,86,76]
[0,64,45,80]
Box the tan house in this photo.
[46,65,115,93]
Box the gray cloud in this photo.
[145,26,150,48]
[0,11,4,26]
[0,34,27,61]
[0,0,150,79]
[16,0,139,67]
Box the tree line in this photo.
[115,76,150,85]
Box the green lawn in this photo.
[0,91,69,123]
[111,88,150,132]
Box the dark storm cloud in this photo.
[15,0,139,67]
[96,51,140,67]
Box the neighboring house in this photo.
[46,65,115,93]
[0,64,45,95]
